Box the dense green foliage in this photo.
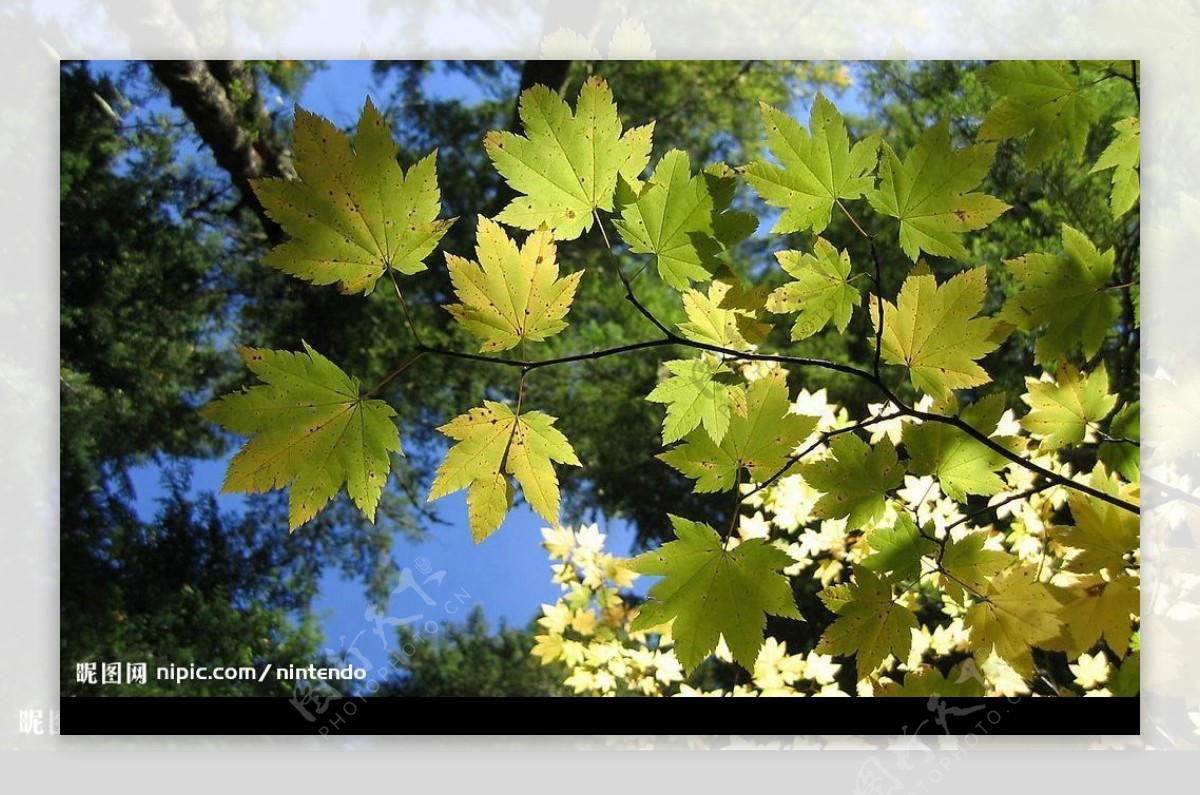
[62,59,1139,696]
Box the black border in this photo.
[62,696,1140,735]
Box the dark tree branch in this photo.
[390,199,1142,517]
[409,317,1140,516]
[412,326,1140,516]
[207,61,296,178]
[943,480,1058,533]
[740,410,906,505]
[148,60,293,245]
[416,339,675,372]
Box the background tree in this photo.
[378,606,569,697]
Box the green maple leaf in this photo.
[875,663,986,697]
[1059,465,1139,576]
[861,513,938,583]
[484,76,654,240]
[613,150,755,290]
[868,119,1009,260]
[428,402,581,541]
[1000,224,1119,364]
[940,532,1016,602]
[1090,117,1140,217]
[964,566,1063,677]
[977,60,1096,166]
[1048,573,1139,659]
[817,568,918,680]
[817,582,854,614]
[658,370,817,493]
[627,516,800,672]
[1020,363,1117,451]
[645,356,747,445]
[676,274,771,351]
[1110,651,1140,696]
[870,265,1003,401]
[799,434,903,528]
[903,394,1013,502]
[202,343,401,531]
[252,100,454,294]
[744,94,879,235]
[766,237,860,340]
[1099,401,1140,482]
[444,218,583,353]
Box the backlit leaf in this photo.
[628,516,800,672]
[202,343,401,530]
[1000,224,1119,365]
[941,532,1016,602]
[745,94,879,235]
[253,100,454,294]
[1090,117,1140,217]
[444,218,583,353]
[485,76,654,240]
[964,566,1063,677]
[870,265,1003,401]
[860,513,938,583]
[766,237,860,340]
[428,402,581,541]
[868,119,1008,260]
[645,356,747,445]
[1020,363,1117,451]
[817,567,918,680]
[978,60,1096,165]
[904,394,1013,502]
[614,150,755,290]
[799,434,903,528]
[658,370,817,492]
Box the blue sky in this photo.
[114,59,643,658]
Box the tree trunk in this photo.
[148,60,294,244]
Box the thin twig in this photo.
[835,197,871,241]
[1088,422,1139,447]
[376,203,1142,518]
[366,351,426,397]
[724,468,744,547]
[417,338,674,371]
[943,480,1057,533]
[740,411,906,504]
[498,370,528,474]
[867,240,902,406]
[387,267,423,347]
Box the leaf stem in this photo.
[387,267,423,347]
[366,350,426,397]
[498,369,528,474]
[724,468,744,548]
[835,197,871,241]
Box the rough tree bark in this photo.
[148,60,294,244]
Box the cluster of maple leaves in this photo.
[202,63,1139,685]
